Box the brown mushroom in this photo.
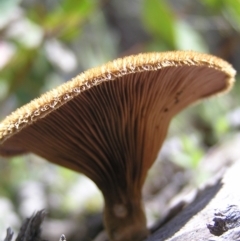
[0,51,236,241]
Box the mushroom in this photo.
[0,51,236,241]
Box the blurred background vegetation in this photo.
[0,0,240,240]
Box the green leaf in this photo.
[44,0,96,39]
[201,0,224,11]
[182,136,203,168]
[201,0,240,30]
[171,135,204,169]
[142,0,176,48]
[224,0,240,30]
[215,117,229,135]
[175,20,208,52]
[26,0,96,41]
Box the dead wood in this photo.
[146,160,240,241]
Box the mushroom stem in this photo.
[103,196,148,241]
[0,51,236,241]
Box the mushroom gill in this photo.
[0,51,236,241]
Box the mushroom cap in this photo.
[0,50,236,241]
[0,51,235,195]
